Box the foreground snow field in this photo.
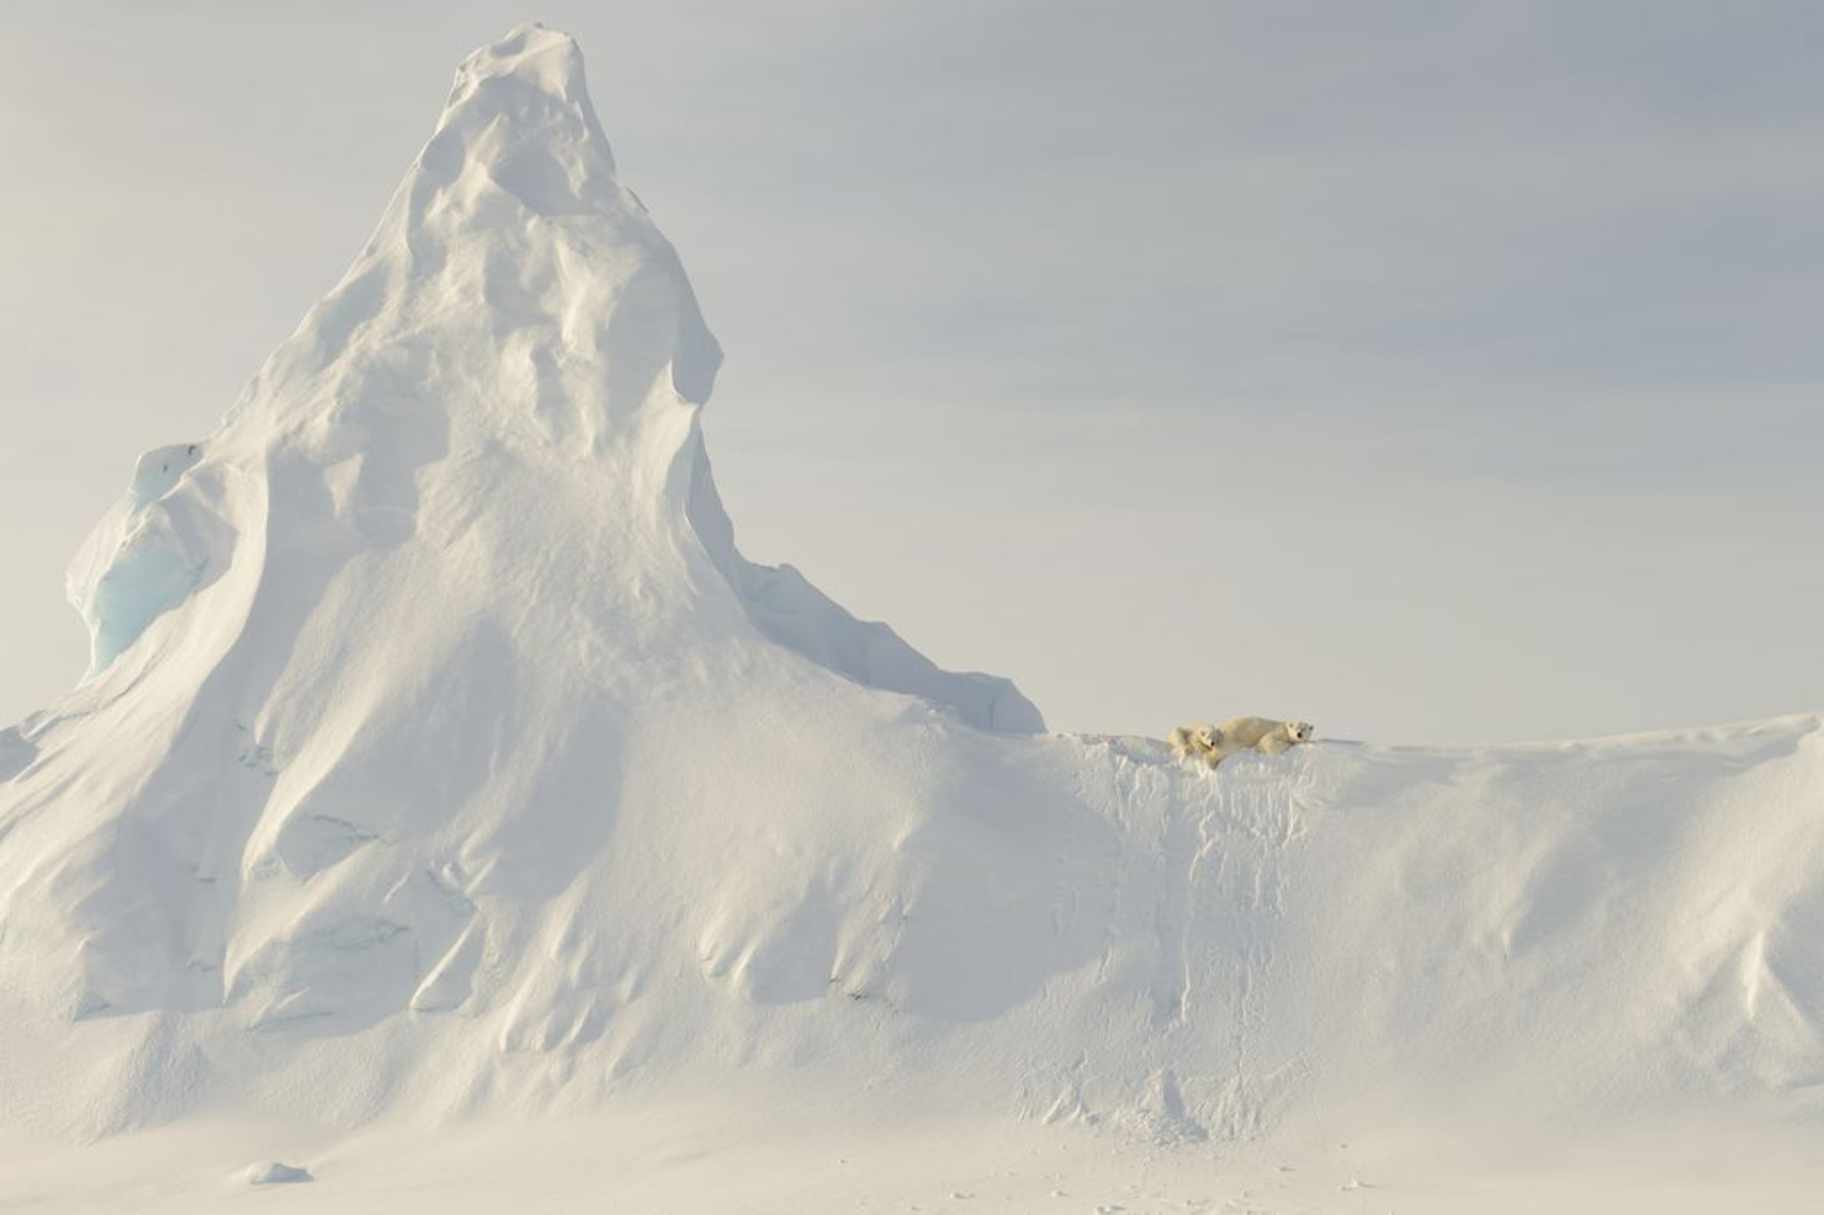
[6,1092,1824,1213]
[2,23,1820,1213]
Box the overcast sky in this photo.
[3,1,1820,744]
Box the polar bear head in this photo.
[1284,721,1315,743]
[1190,723,1221,750]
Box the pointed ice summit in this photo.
[2,24,1820,1157]
[7,22,1057,1111]
[65,23,1037,732]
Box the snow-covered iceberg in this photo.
[0,25,1818,1178]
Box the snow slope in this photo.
[2,23,1821,1205]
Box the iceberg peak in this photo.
[37,22,1038,743]
[420,23,621,216]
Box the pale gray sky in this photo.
[3,1,1820,744]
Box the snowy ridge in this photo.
[1,24,1821,1162]
[686,438,1044,733]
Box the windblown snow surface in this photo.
[3,25,1822,1214]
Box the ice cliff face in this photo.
[1,25,1819,1148]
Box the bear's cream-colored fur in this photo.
[1215,715,1315,756]
[1169,722,1223,768]
[1168,717,1315,769]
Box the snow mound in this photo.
[244,1161,312,1185]
[0,23,1819,1161]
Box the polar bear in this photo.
[1216,716,1315,756]
[1168,722,1223,768]
[1168,717,1314,769]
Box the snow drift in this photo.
[1,24,1820,1155]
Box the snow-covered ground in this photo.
[2,23,1820,1213]
[6,1091,1824,1213]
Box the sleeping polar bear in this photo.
[1169,716,1314,769]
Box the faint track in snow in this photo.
[1190,754,1315,1142]
[1080,736,1320,1141]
